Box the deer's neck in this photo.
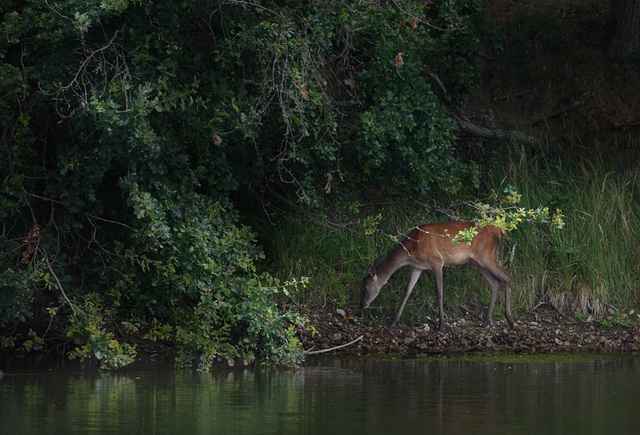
[377,248,412,282]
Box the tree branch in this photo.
[40,247,78,323]
[423,70,544,146]
[38,24,130,118]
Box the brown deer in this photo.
[360,221,514,331]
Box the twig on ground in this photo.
[304,335,364,355]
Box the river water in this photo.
[1,355,639,434]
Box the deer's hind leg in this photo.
[471,259,514,328]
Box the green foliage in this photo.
[66,295,137,369]
[174,276,306,371]
[0,267,36,327]
[572,311,586,323]
[201,0,489,199]
[143,319,173,342]
[0,0,494,367]
[474,185,565,232]
[597,312,628,328]
[22,329,45,352]
[0,335,15,349]
[353,0,490,194]
[449,184,565,245]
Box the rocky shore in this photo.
[298,304,640,358]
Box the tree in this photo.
[0,0,493,368]
[609,0,640,58]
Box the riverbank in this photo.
[298,304,640,357]
[2,303,638,366]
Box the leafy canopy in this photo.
[0,0,492,368]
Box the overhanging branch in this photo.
[424,70,544,146]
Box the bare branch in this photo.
[44,0,75,24]
[40,247,78,323]
[38,24,131,118]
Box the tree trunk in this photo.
[609,0,640,58]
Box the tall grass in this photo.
[496,143,640,316]
[259,142,640,325]
[262,218,383,306]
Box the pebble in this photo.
[554,338,569,346]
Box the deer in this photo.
[360,221,514,332]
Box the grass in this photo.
[261,217,381,306]
[493,142,640,316]
[258,140,640,326]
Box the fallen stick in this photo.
[304,335,364,355]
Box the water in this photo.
[1,356,639,434]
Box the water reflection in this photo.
[1,357,639,434]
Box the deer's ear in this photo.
[373,255,384,269]
[369,264,377,279]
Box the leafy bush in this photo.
[67,294,137,370]
[0,267,36,327]
[0,0,492,367]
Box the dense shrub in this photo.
[0,0,490,367]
